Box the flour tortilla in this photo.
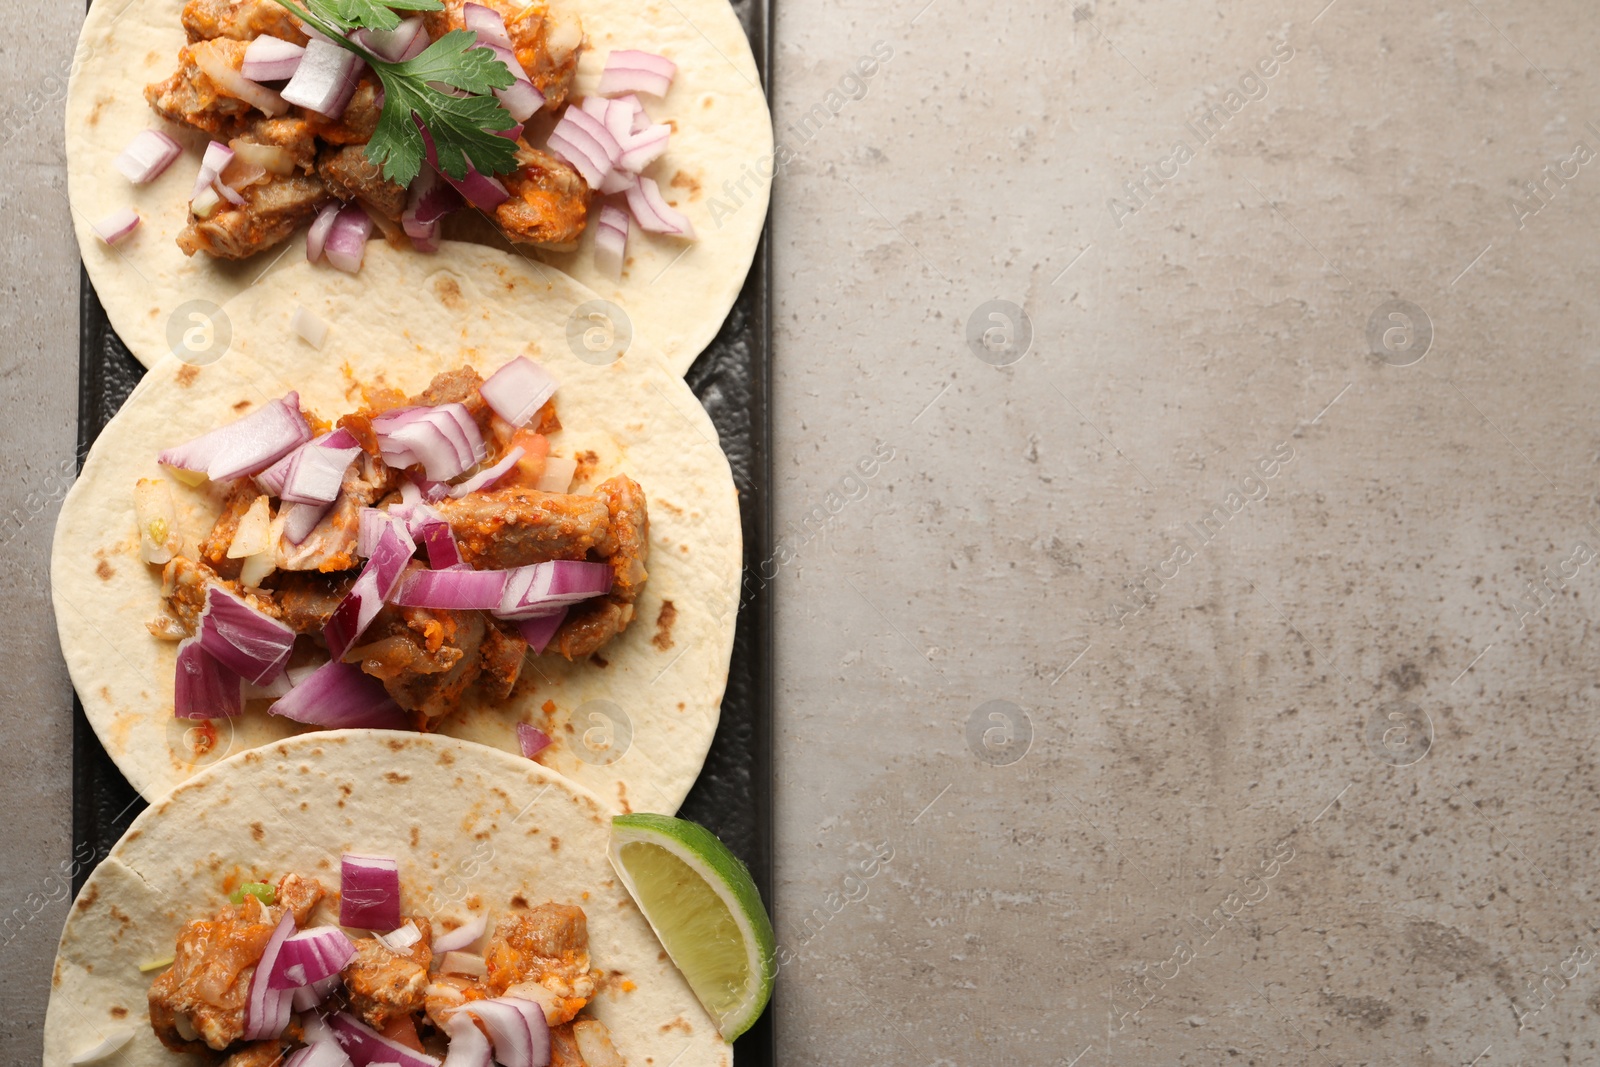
[66,0,771,374]
[51,241,740,805]
[42,730,733,1067]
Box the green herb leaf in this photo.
[304,0,441,34]
[366,32,520,185]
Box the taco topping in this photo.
[147,860,622,1065]
[131,0,693,275]
[144,357,649,731]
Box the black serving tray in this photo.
[70,0,774,1056]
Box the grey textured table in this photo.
[10,0,1600,1064]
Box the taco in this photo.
[52,241,740,805]
[43,730,734,1067]
[66,0,771,373]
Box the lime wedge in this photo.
[609,814,776,1040]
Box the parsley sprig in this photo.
[271,0,521,186]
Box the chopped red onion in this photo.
[534,455,576,493]
[243,910,296,1041]
[199,585,295,685]
[192,42,288,115]
[324,202,374,274]
[91,208,141,245]
[281,37,364,118]
[159,391,311,482]
[269,658,408,728]
[216,179,248,206]
[357,507,416,559]
[191,140,235,200]
[516,722,551,758]
[403,163,462,247]
[306,200,341,263]
[617,123,670,173]
[598,168,636,195]
[419,519,461,568]
[113,130,182,184]
[394,567,509,610]
[515,607,566,653]
[448,446,523,497]
[282,500,332,544]
[432,913,488,953]
[373,404,486,481]
[270,926,357,988]
[442,1010,493,1067]
[625,176,696,239]
[593,203,628,278]
[452,998,550,1067]
[281,430,362,505]
[479,356,558,427]
[376,919,422,953]
[324,522,415,657]
[495,560,612,620]
[338,856,402,932]
[174,636,243,720]
[547,106,620,186]
[597,49,677,97]
[462,3,513,49]
[328,1011,443,1067]
[241,35,306,81]
[476,41,544,121]
[289,973,341,1014]
[417,119,510,209]
[354,16,428,62]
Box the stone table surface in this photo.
[7,0,1600,1064]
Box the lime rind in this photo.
[609,813,777,1040]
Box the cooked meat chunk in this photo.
[342,917,433,1028]
[551,595,634,661]
[198,482,261,582]
[274,872,325,925]
[483,904,598,1025]
[407,367,493,434]
[147,910,275,1051]
[346,604,486,720]
[317,144,407,221]
[220,1041,291,1067]
[301,78,382,145]
[479,620,528,700]
[178,174,327,259]
[435,488,609,571]
[183,0,309,43]
[264,570,356,633]
[278,456,395,572]
[148,556,281,639]
[236,115,319,175]
[146,41,255,137]
[550,476,647,660]
[425,0,581,109]
[549,1024,584,1067]
[495,144,589,247]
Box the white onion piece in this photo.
[433,913,489,953]
[241,672,291,701]
[67,1028,135,1064]
[625,175,695,238]
[91,207,140,245]
[241,35,306,81]
[113,130,182,184]
[193,39,289,115]
[571,1021,625,1067]
[462,3,514,49]
[191,186,222,219]
[442,1009,493,1067]
[440,950,488,977]
[597,49,677,97]
[534,455,576,493]
[292,305,329,348]
[377,919,422,953]
[191,140,235,200]
[225,495,273,557]
[134,478,182,564]
[231,139,295,175]
[281,37,363,118]
[305,200,340,263]
[323,203,373,273]
[479,356,559,427]
[593,203,628,278]
[239,550,276,587]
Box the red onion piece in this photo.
[373,405,486,481]
[306,200,341,263]
[593,203,628,278]
[597,49,677,97]
[495,560,612,620]
[324,523,415,657]
[281,37,364,118]
[268,658,409,729]
[547,106,620,187]
[432,913,488,953]
[516,722,551,758]
[114,130,182,184]
[404,163,462,231]
[617,123,670,173]
[448,447,524,497]
[337,858,403,933]
[598,168,636,195]
[477,41,544,121]
[288,973,341,1014]
[454,998,549,1067]
[419,519,462,568]
[328,1011,443,1067]
[417,119,510,210]
[479,356,559,427]
[159,391,311,482]
[193,42,288,115]
[191,140,235,200]
[243,910,297,1041]
[394,567,509,610]
[354,16,428,62]
[462,3,513,49]
[241,35,306,81]
[173,636,243,719]
[323,202,374,274]
[441,1000,494,1067]
[281,430,362,505]
[516,607,567,653]
[282,500,332,545]
[270,926,357,988]
[91,207,141,245]
[198,585,295,685]
[357,507,415,559]
[625,176,696,239]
